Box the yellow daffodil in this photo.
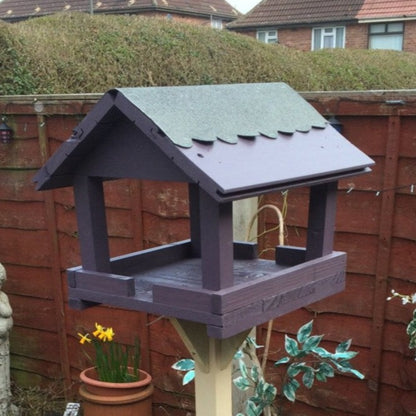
[103,327,115,342]
[92,322,104,338]
[78,332,92,345]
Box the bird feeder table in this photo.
[34,83,373,415]
[34,83,373,339]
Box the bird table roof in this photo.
[34,83,373,201]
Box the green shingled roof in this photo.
[118,83,328,148]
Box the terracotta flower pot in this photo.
[79,367,153,416]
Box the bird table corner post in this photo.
[33,83,374,415]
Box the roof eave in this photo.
[228,18,357,31]
[358,15,416,23]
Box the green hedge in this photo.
[1,12,416,95]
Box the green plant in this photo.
[172,320,364,416]
[387,289,416,356]
[78,322,140,383]
[274,320,364,403]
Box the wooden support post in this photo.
[189,184,201,257]
[73,176,111,272]
[199,189,234,290]
[366,114,401,416]
[306,181,338,261]
[38,115,73,398]
[171,319,250,416]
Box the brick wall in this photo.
[233,20,416,52]
[404,20,416,52]
[345,23,368,49]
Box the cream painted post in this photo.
[233,197,258,242]
[194,337,233,416]
[171,319,250,416]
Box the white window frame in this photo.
[211,18,223,30]
[256,29,278,44]
[312,26,345,50]
[368,22,404,51]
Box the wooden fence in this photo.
[0,90,415,415]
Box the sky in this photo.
[227,0,261,14]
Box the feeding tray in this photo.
[34,83,374,338]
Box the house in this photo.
[0,0,239,28]
[228,0,416,52]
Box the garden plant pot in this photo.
[79,367,153,416]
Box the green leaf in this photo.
[297,320,313,343]
[302,334,323,352]
[349,368,365,380]
[287,362,304,378]
[263,383,277,402]
[312,346,331,358]
[246,400,261,416]
[172,358,195,371]
[182,370,195,385]
[285,335,299,356]
[316,362,334,382]
[239,360,249,378]
[246,336,263,349]
[302,368,315,389]
[336,339,352,353]
[274,356,290,366]
[282,378,299,402]
[234,349,244,360]
[251,365,259,382]
[234,376,251,391]
[332,351,358,360]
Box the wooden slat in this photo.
[366,115,401,416]
[72,270,135,296]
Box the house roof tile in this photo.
[357,0,416,20]
[228,0,416,29]
[0,0,238,21]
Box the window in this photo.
[257,30,278,44]
[312,27,345,50]
[369,22,403,51]
[211,18,223,29]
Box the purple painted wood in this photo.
[275,246,306,266]
[69,252,345,338]
[233,241,257,259]
[73,176,111,272]
[199,189,234,290]
[188,184,202,257]
[73,270,135,296]
[110,240,192,274]
[306,181,338,260]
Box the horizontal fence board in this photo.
[0,200,45,230]
[0,170,42,201]
[3,265,54,299]
[10,354,62,382]
[0,138,42,169]
[142,212,190,247]
[0,229,51,267]
[10,295,57,331]
[10,326,60,363]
